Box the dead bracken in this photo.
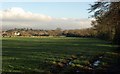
[46,54,106,74]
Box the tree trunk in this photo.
[113,22,120,46]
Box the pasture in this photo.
[2,37,119,73]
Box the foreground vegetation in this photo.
[2,37,120,74]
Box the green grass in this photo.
[2,37,119,73]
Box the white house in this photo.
[14,32,20,36]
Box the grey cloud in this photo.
[1,7,92,30]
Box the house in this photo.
[14,32,21,36]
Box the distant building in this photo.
[14,32,21,36]
[2,31,8,37]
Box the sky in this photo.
[1,0,118,2]
[0,0,98,2]
[0,2,94,30]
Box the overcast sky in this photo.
[0,2,94,30]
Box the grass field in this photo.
[2,37,120,73]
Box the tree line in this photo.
[2,28,97,38]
